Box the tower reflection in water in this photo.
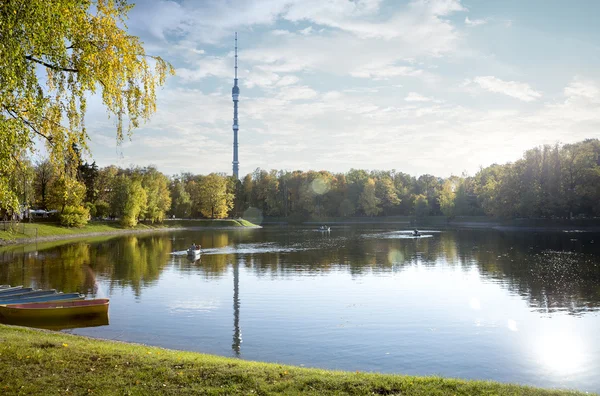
[232,259,241,356]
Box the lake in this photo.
[1,226,599,393]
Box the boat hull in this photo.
[0,299,109,320]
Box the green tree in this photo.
[78,161,99,203]
[47,177,86,213]
[34,159,54,209]
[122,180,147,227]
[413,194,430,218]
[375,176,400,215]
[141,166,171,223]
[170,178,191,218]
[197,173,234,219]
[359,178,381,216]
[0,0,173,213]
[438,178,457,217]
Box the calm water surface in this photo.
[1,226,599,392]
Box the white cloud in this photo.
[276,75,300,86]
[405,92,432,102]
[277,85,318,101]
[271,29,291,36]
[176,56,230,81]
[564,77,600,103]
[351,63,424,80]
[299,26,313,35]
[465,76,542,102]
[465,16,488,27]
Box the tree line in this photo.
[2,138,599,227]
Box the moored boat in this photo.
[0,292,84,305]
[0,287,33,296]
[0,290,57,301]
[0,299,109,320]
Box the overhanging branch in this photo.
[3,106,54,144]
[25,55,78,73]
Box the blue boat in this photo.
[0,290,57,301]
[0,286,24,294]
[0,287,33,296]
[0,292,83,305]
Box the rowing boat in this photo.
[0,293,84,305]
[0,290,57,301]
[0,286,23,294]
[0,299,109,320]
[187,248,201,257]
[0,287,33,296]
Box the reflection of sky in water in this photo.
[167,298,220,314]
[1,227,599,393]
[171,242,316,256]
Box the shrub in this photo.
[85,202,97,218]
[95,200,110,218]
[60,205,90,227]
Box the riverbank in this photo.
[0,325,585,396]
[262,215,600,232]
[0,219,260,247]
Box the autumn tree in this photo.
[0,0,173,213]
[170,177,192,218]
[438,178,457,218]
[140,166,171,223]
[359,178,381,216]
[34,160,55,209]
[197,174,234,219]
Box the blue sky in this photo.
[83,0,600,177]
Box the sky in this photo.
[83,0,600,178]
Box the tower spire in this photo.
[232,32,240,179]
[235,32,238,80]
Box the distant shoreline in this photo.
[0,220,261,247]
[262,216,600,232]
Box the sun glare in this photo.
[535,332,586,374]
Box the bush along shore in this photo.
[0,219,260,246]
[0,325,587,396]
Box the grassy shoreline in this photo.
[0,325,586,396]
[0,219,260,247]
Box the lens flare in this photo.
[311,178,330,195]
[387,248,404,263]
[243,207,263,225]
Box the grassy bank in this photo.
[0,219,259,245]
[0,325,585,396]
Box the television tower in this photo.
[232,32,240,179]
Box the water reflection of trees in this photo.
[90,235,171,297]
[0,235,172,297]
[1,229,598,315]
[462,230,600,315]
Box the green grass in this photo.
[0,222,156,242]
[163,219,260,228]
[0,325,587,396]
[0,219,260,243]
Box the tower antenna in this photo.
[231,32,240,179]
